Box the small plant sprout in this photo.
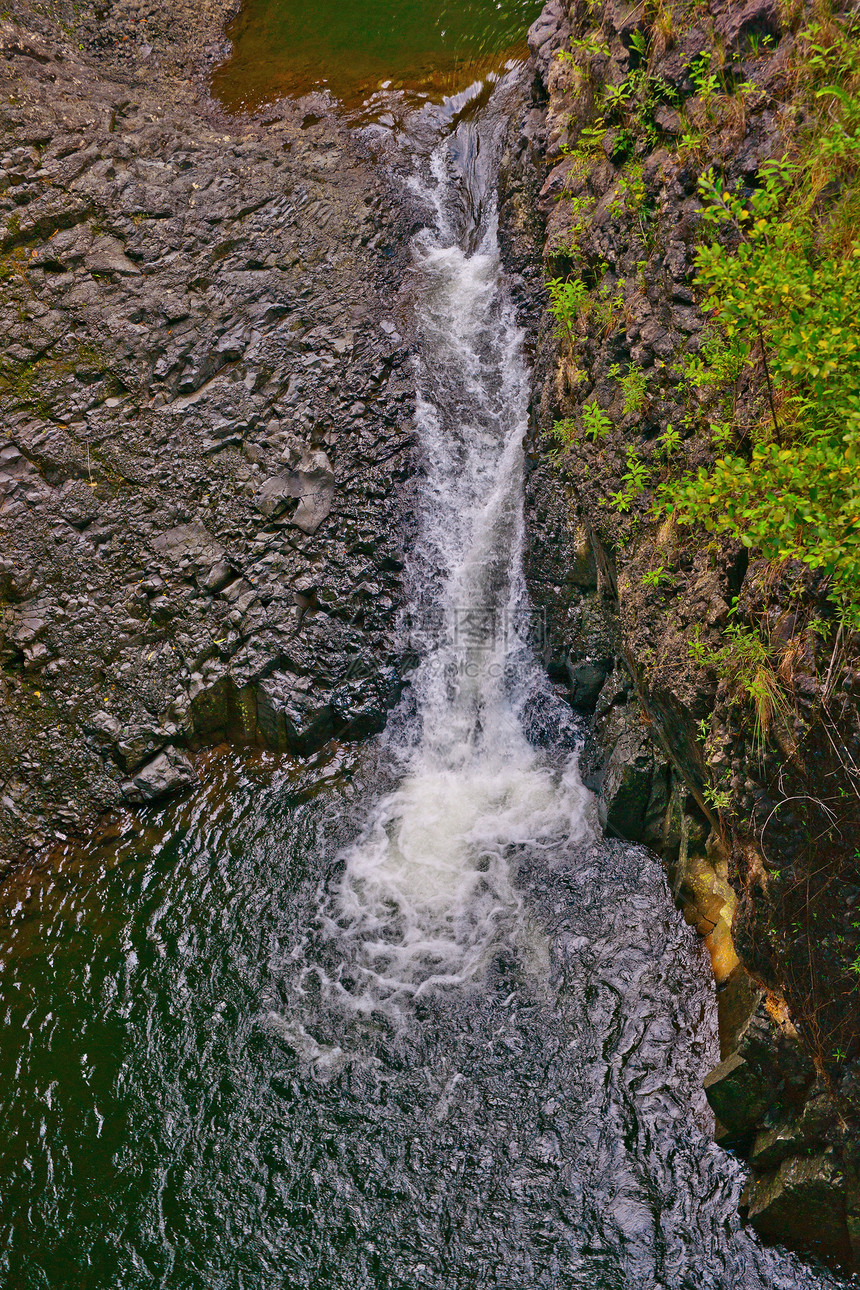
[688,630,710,665]
[582,401,612,440]
[704,785,733,812]
[697,714,711,743]
[604,82,633,113]
[547,418,578,466]
[551,418,578,449]
[642,564,669,588]
[628,28,648,62]
[687,50,721,98]
[657,422,682,458]
[622,448,650,494]
[746,31,775,58]
[557,32,610,61]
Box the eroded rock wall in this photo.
[517,0,860,1270]
[0,0,414,863]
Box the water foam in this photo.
[313,80,594,1013]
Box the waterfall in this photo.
[315,75,595,1014]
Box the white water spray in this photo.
[319,79,595,1012]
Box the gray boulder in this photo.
[255,450,335,533]
[704,1051,771,1138]
[121,746,197,804]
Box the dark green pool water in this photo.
[0,747,840,1289]
[211,0,543,112]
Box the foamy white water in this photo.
[319,79,595,1011]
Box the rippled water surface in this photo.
[0,39,848,1290]
[0,753,841,1289]
[211,0,543,112]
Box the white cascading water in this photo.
[316,80,596,1013]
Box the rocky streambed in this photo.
[0,0,417,866]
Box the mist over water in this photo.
[0,68,847,1290]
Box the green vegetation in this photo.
[656,423,681,459]
[542,1,860,1093]
[689,621,789,758]
[558,32,609,61]
[654,19,860,627]
[548,192,595,255]
[547,12,860,641]
[582,401,612,441]
[547,276,587,348]
[607,447,650,513]
[550,417,578,458]
[641,563,669,588]
[686,50,721,100]
[607,361,649,415]
[703,785,733,813]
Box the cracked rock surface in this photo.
[0,0,416,866]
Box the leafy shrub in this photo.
[642,564,670,588]
[655,160,860,624]
[619,365,649,414]
[549,418,578,463]
[686,50,721,99]
[657,422,681,458]
[690,623,789,758]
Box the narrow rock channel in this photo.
[0,0,855,1284]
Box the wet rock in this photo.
[518,0,860,1271]
[736,997,815,1108]
[750,1079,838,1171]
[715,0,782,53]
[848,1168,860,1268]
[84,235,139,276]
[653,105,682,137]
[703,1052,770,1141]
[742,1152,852,1267]
[255,450,335,533]
[527,0,571,83]
[116,724,168,772]
[716,965,763,1059]
[85,709,122,742]
[566,657,612,711]
[121,746,197,803]
[596,714,669,845]
[0,0,413,862]
[676,854,733,935]
[257,672,334,754]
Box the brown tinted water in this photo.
[211,0,543,112]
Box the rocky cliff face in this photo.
[515,0,860,1271]
[0,0,415,865]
